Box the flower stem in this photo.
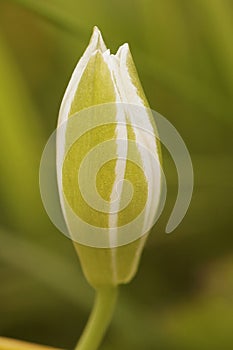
[75,287,118,350]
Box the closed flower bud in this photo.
[56,27,162,288]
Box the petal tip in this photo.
[116,43,130,58]
[90,26,107,52]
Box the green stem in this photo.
[75,287,118,350]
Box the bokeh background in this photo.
[0,0,233,349]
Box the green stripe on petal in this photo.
[69,51,117,115]
[62,124,117,228]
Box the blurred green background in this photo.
[0,0,233,349]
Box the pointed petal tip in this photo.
[122,42,130,49]
[116,43,131,62]
[116,43,130,56]
[90,26,107,52]
[92,25,101,35]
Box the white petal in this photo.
[58,26,107,126]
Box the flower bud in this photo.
[56,27,162,288]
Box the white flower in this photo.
[56,27,162,288]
